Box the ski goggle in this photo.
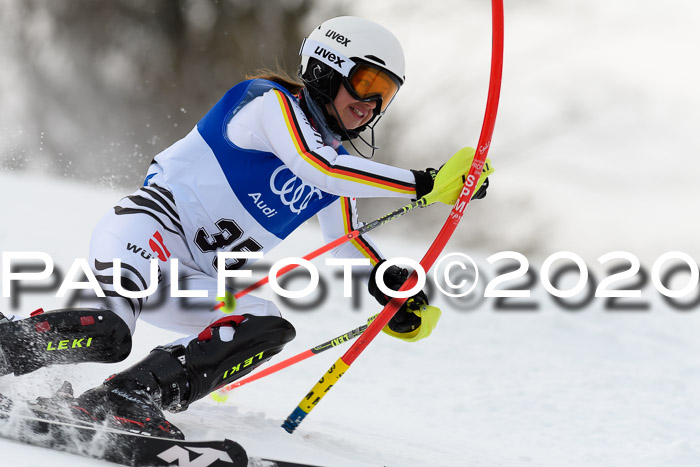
[344,63,402,112]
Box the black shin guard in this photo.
[0,308,132,376]
[97,314,295,413]
[179,314,296,409]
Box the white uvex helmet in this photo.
[299,16,405,137]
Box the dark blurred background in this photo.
[0,0,346,185]
[4,0,699,259]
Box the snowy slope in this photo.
[3,173,700,467]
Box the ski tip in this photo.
[222,439,249,466]
[255,458,326,467]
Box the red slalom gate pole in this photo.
[281,0,505,434]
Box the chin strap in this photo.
[301,79,381,158]
[319,95,382,160]
[301,88,343,149]
[343,117,381,160]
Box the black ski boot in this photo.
[72,349,187,439]
[0,311,12,324]
[24,381,96,424]
[0,311,14,375]
[72,314,295,439]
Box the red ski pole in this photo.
[281,0,505,433]
[212,199,426,309]
[212,315,376,402]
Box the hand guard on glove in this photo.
[411,167,440,200]
[413,147,494,206]
[367,260,441,342]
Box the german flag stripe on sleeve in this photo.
[341,197,381,266]
[274,91,416,195]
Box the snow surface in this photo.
[3,173,700,467]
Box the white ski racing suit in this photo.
[86,79,419,345]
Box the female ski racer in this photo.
[0,16,490,437]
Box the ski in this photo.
[0,393,321,466]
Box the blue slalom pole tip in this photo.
[281,419,296,434]
[281,407,308,434]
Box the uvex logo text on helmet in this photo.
[314,46,345,67]
[270,166,323,214]
[325,29,351,46]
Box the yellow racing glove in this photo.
[381,300,442,343]
[422,147,494,206]
[367,260,441,342]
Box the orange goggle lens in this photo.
[347,64,401,112]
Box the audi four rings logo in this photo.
[270,166,323,214]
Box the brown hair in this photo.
[245,67,304,95]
